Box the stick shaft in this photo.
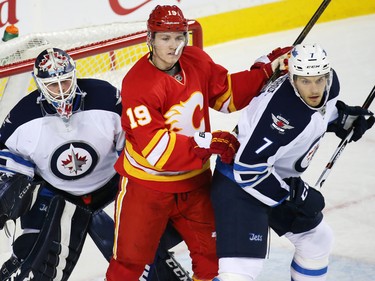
[269,0,332,82]
[234,0,332,134]
[315,84,375,188]
[293,0,332,45]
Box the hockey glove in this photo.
[327,100,375,142]
[284,177,325,218]
[251,46,293,79]
[0,172,41,229]
[190,131,240,164]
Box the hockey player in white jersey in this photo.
[0,48,188,281]
[211,43,374,281]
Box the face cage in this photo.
[289,70,333,110]
[35,70,77,120]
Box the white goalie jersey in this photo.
[0,78,124,196]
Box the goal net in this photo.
[0,19,202,253]
[0,20,203,123]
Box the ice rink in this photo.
[1,13,375,281]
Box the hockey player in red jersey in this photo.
[106,4,292,281]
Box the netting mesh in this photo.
[0,22,147,92]
[0,20,201,122]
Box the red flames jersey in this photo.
[115,46,269,192]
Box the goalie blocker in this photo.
[0,172,41,230]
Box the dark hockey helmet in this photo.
[33,48,77,120]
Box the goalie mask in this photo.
[33,48,77,120]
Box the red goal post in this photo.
[0,20,203,122]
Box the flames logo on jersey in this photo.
[164,92,205,135]
[271,113,294,134]
[38,51,69,75]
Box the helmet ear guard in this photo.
[33,48,77,120]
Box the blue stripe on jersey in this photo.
[235,171,268,187]
[0,167,17,174]
[244,173,289,206]
[291,260,328,276]
[234,162,268,173]
[0,150,34,168]
[215,158,235,181]
[233,162,269,184]
[216,158,289,206]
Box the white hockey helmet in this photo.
[288,43,330,78]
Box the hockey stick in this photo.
[314,84,375,188]
[268,0,331,82]
[292,0,331,46]
[234,0,331,134]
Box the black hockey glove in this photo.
[0,172,41,229]
[327,100,375,142]
[284,177,325,218]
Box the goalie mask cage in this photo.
[0,20,203,122]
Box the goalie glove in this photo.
[251,46,293,79]
[190,131,240,164]
[327,100,375,142]
[0,172,41,229]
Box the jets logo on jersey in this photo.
[295,137,321,172]
[271,113,294,134]
[50,141,98,180]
